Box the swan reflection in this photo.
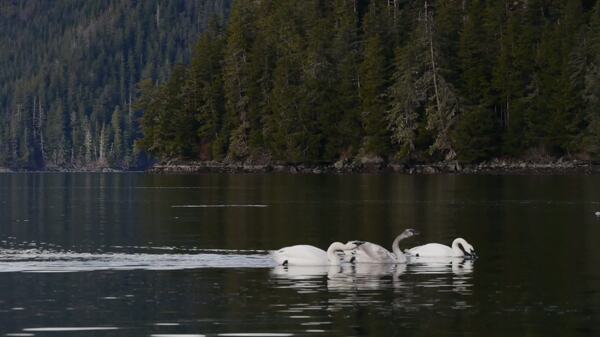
[270,265,338,280]
[408,259,474,294]
[270,263,404,293]
[270,260,474,313]
[408,258,474,275]
[270,259,473,294]
[326,263,406,291]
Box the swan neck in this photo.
[452,238,463,254]
[392,235,403,258]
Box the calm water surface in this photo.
[0,173,599,336]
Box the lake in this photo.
[0,173,599,336]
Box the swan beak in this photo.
[468,251,477,259]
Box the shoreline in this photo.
[148,159,600,175]
[1,159,598,174]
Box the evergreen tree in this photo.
[245,0,277,155]
[387,38,426,160]
[263,2,306,162]
[452,0,499,162]
[582,2,600,160]
[330,0,362,159]
[422,0,458,157]
[495,11,537,155]
[359,2,391,158]
[45,102,68,167]
[222,0,256,160]
[187,20,227,160]
[453,106,499,163]
[300,0,338,162]
[135,79,161,156]
[110,106,123,164]
[388,0,457,160]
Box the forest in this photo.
[137,0,600,167]
[0,0,230,170]
[3,0,600,170]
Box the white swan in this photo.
[346,228,419,264]
[405,238,476,258]
[270,242,359,266]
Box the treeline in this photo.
[0,0,230,170]
[138,0,600,165]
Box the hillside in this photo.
[0,0,230,170]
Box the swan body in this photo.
[347,228,419,264]
[350,242,397,263]
[270,242,358,266]
[405,238,476,258]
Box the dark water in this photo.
[0,173,599,336]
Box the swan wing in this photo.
[405,243,454,257]
[270,245,327,265]
[349,241,395,263]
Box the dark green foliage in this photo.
[330,0,362,158]
[187,21,227,160]
[453,107,499,163]
[7,0,600,168]
[135,0,600,165]
[452,0,501,163]
[359,2,392,157]
[581,1,600,161]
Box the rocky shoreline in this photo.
[0,167,123,173]
[149,158,599,175]
[1,158,597,174]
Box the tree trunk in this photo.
[425,1,442,118]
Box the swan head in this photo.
[393,229,419,244]
[400,228,419,238]
[453,238,476,258]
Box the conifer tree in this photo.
[388,0,457,160]
[331,0,362,159]
[263,2,306,162]
[582,2,600,159]
[135,79,161,156]
[422,0,458,157]
[452,0,499,162]
[245,1,277,155]
[387,38,425,160]
[187,20,226,159]
[222,0,256,160]
[359,1,391,158]
[495,11,537,155]
[111,106,123,164]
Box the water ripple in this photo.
[0,248,273,273]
